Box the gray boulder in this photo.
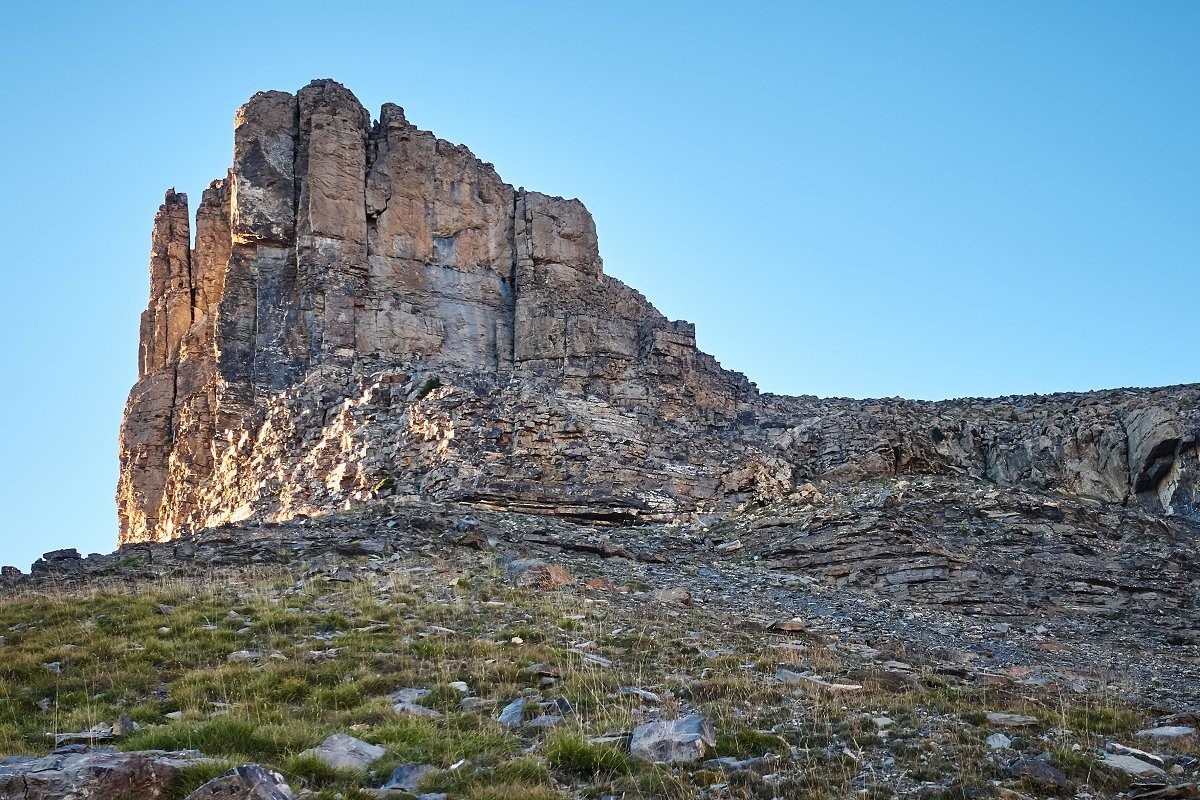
[381,763,436,792]
[298,733,386,771]
[1098,752,1166,778]
[1135,725,1197,740]
[630,714,717,763]
[182,764,295,799]
[498,698,526,728]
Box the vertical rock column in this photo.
[138,190,193,375]
[118,191,193,543]
[120,181,236,544]
[155,180,232,538]
[512,189,605,371]
[295,80,370,366]
[218,89,302,432]
[363,102,518,369]
[192,178,232,320]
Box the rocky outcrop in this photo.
[117,79,1200,545]
[0,747,213,799]
[117,79,759,544]
[182,765,295,800]
[758,387,1200,516]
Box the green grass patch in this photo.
[712,728,789,759]
[546,728,632,777]
[164,761,237,800]
[1063,705,1141,736]
[120,716,322,761]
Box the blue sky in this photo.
[0,1,1196,569]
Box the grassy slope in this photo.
[0,554,1195,800]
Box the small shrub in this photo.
[310,681,365,711]
[494,756,551,785]
[461,784,563,800]
[1050,747,1131,791]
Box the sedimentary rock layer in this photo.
[117,79,1200,544]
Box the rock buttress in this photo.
[118,80,762,544]
[117,79,1200,545]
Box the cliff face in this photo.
[117,79,1200,545]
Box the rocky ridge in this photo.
[117,79,1200,548]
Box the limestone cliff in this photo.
[117,79,1200,545]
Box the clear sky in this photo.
[0,1,1196,570]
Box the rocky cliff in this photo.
[117,79,1200,546]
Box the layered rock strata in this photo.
[117,79,1200,545]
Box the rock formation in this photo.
[117,79,1200,545]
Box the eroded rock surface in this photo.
[182,765,295,800]
[0,747,211,800]
[118,79,1200,546]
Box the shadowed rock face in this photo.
[117,79,1200,545]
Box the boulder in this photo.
[381,763,436,793]
[504,559,575,590]
[651,587,692,606]
[297,733,386,772]
[1136,726,1197,740]
[182,764,295,799]
[1005,757,1070,789]
[630,715,717,764]
[497,698,526,728]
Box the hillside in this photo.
[0,79,1196,799]
[3,491,1200,799]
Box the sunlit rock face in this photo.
[117,79,1200,545]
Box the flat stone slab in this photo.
[1099,752,1167,777]
[1135,726,1197,740]
[381,763,437,793]
[393,700,443,718]
[986,712,1040,727]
